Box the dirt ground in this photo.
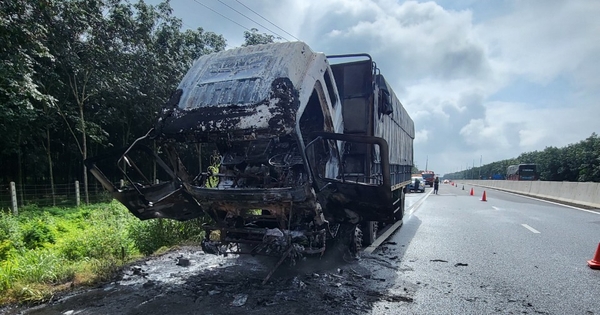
[2,244,414,315]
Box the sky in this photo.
[149,0,599,176]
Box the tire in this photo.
[331,223,362,261]
[361,221,378,246]
[353,225,363,255]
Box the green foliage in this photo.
[128,217,207,255]
[0,201,211,304]
[9,248,73,285]
[0,239,16,262]
[0,202,129,294]
[57,219,135,261]
[0,212,21,244]
[0,0,226,190]
[10,283,55,304]
[0,212,24,261]
[1,0,231,301]
[0,248,73,293]
[242,28,275,46]
[0,0,54,157]
[446,133,600,182]
[22,220,55,250]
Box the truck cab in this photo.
[421,171,435,187]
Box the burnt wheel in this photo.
[351,224,363,257]
[332,223,362,261]
[362,221,378,246]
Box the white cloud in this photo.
[158,0,600,175]
[301,1,491,83]
[477,1,600,89]
[414,129,430,144]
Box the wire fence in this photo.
[0,181,114,211]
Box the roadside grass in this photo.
[0,201,207,305]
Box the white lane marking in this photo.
[492,206,500,210]
[406,189,433,216]
[459,183,600,215]
[521,224,541,234]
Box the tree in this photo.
[445,133,600,182]
[1,0,227,204]
[242,28,275,46]
[0,0,55,202]
[44,0,113,204]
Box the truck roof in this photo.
[158,42,328,139]
[176,42,317,110]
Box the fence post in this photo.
[75,180,80,207]
[10,182,18,215]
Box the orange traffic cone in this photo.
[470,188,474,196]
[588,243,600,269]
[481,191,487,202]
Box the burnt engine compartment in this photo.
[87,128,381,265]
[154,134,341,260]
[211,135,306,189]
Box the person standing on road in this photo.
[434,176,440,194]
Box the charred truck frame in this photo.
[87,42,414,265]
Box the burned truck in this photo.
[86,42,414,262]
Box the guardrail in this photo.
[459,180,600,209]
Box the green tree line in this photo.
[0,0,228,203]
[445,133,600,182]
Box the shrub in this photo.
[0,212,20,242]
[0,212,22,260]
[55,201,138,261]
[57,225,135,261]
[22,220,55,250]
[0,240,16,262]
[128,217,208,255]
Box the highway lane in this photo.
[368,183,600,314]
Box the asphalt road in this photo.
[369,184,600,314]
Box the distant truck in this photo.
[86,42,415,263]
[421,171,435,187]
[506,164,538,181]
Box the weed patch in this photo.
[128,217,208,255]
[0,200,210,305]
